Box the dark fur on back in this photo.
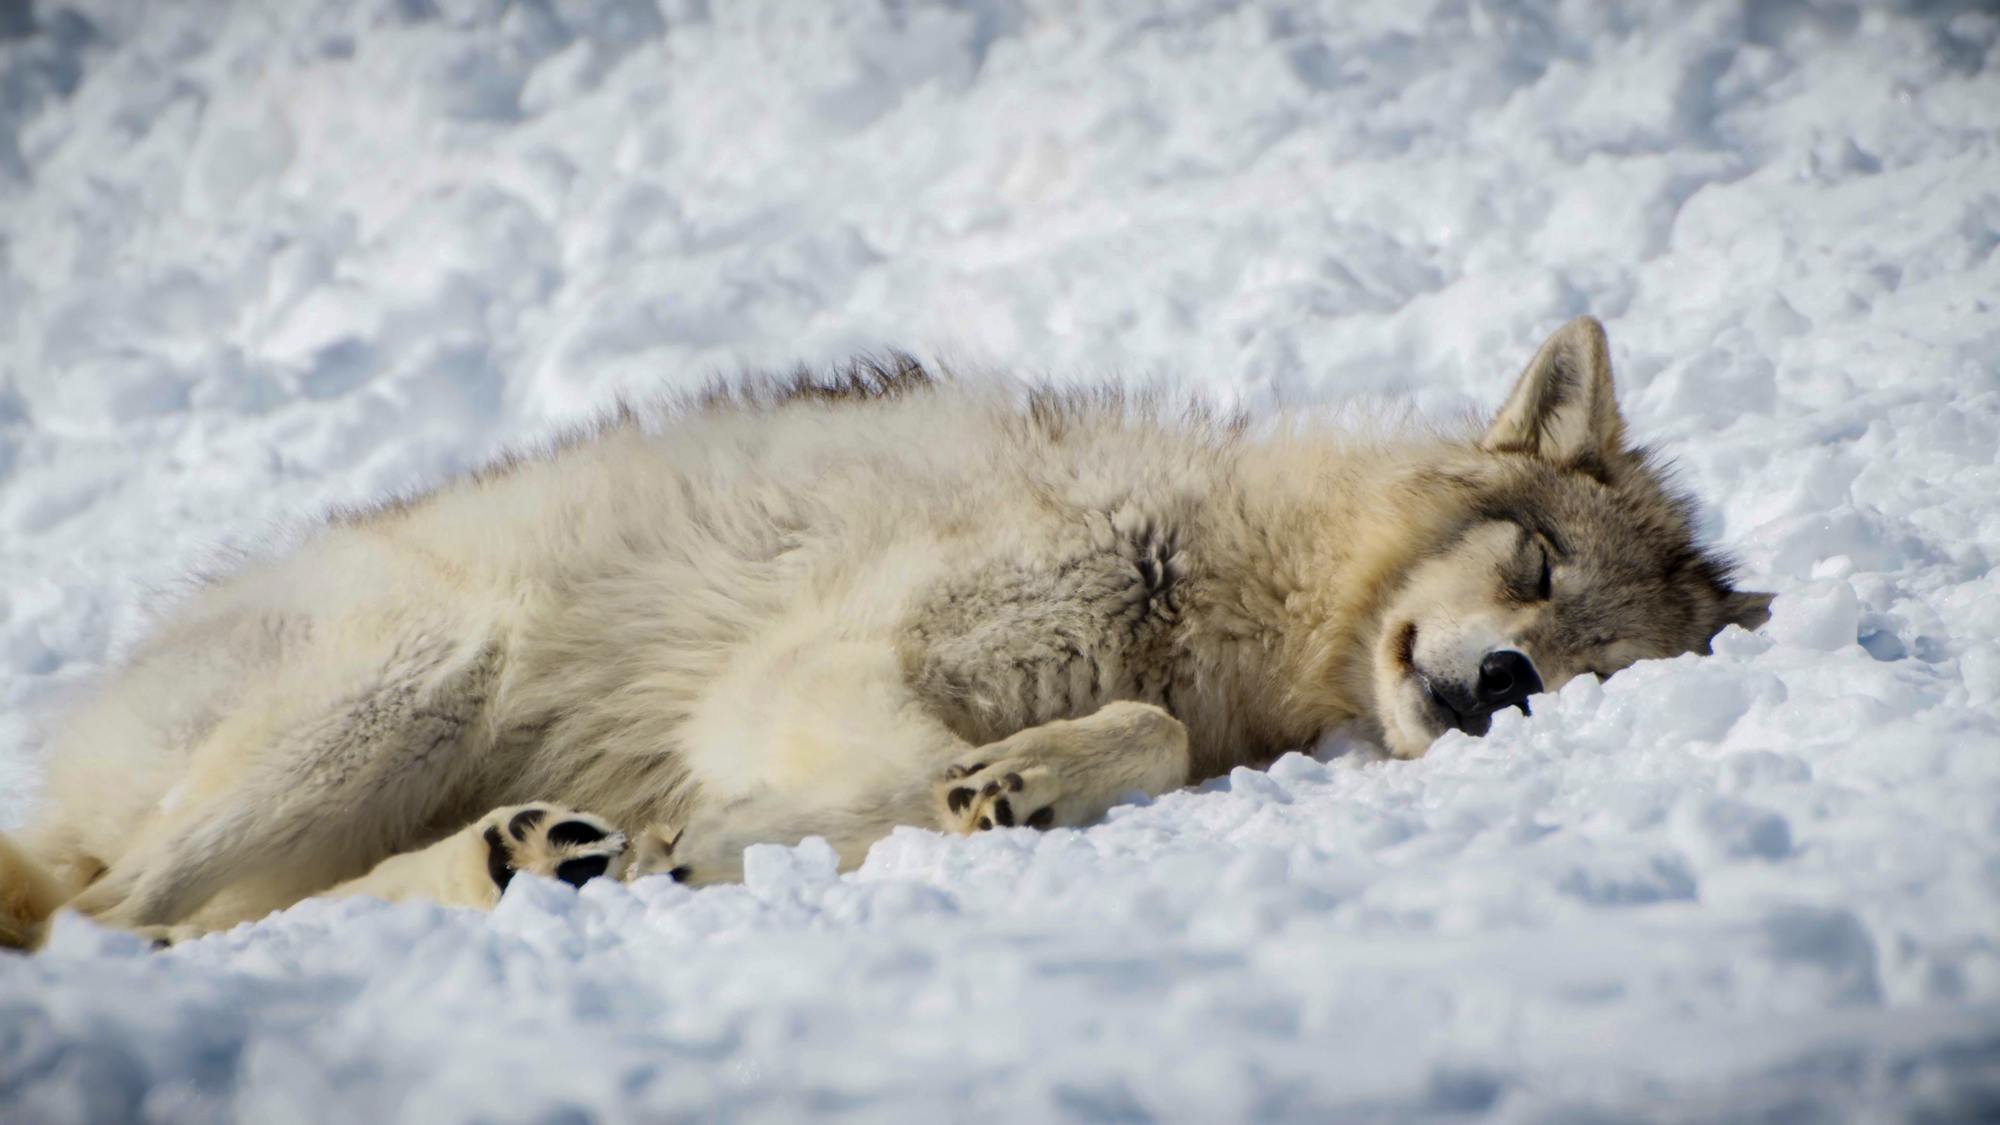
[326,355,936,530]
[696,352,938,411]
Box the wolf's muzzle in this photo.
[1425,649,1543,737]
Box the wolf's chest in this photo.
[897,533,1185,745]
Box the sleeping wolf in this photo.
[0,317,1770,948]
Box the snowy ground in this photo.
[3,0,1999,1119]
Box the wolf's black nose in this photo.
[1477,650,1542,713]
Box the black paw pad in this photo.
[992,797,1015,827]
[484,825,516,891]
[547,820,608,847]
[508,808,548,842]
[554,856,612,887]
[977,816,992,830]
[1004,772,1023,792]
[1025,806,1055,829]
[948,787,974,813]
[668,865,692,883]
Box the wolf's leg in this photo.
[935,701,1190,833]
[63,638,503,932]
[640,701,1192,885]
[127,806,630,946]
[327,803,631,909]
[624,702,1191,884]
[637,635,982,884]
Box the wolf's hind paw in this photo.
[479,804,629,893]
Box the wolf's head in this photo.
[1369,317,1772,758]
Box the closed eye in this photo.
[1502,525,1558,604]
[1518,533,1554,603]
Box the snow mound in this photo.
[3,0,1999,1119]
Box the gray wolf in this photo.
[0,317,1770,949]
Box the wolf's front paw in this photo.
[479,804,629,893]
[937,759,1065,834]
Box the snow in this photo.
[3,0,1998,1119]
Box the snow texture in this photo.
[3,0,1999,1120]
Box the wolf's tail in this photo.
[0,832,66,951]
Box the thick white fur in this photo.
[0,319,1764,948]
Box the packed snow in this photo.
[3,0,1999,1119]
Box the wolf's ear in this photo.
[1720,589,1774,632]
[1482,316,1626,469]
